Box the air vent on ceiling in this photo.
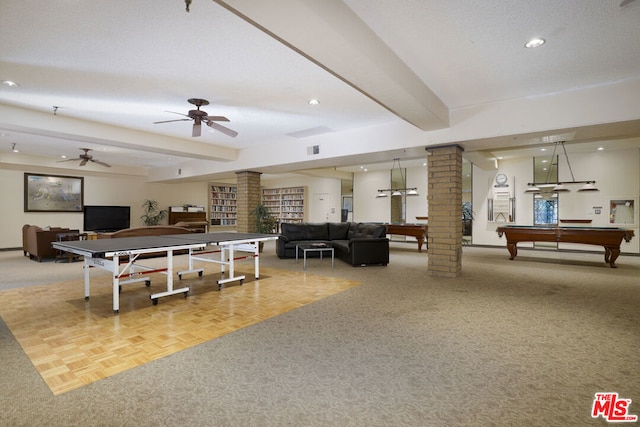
[286,126,334,139]
[307,145,320,155]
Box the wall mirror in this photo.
[533,154,558,248]
[533,154,558,226]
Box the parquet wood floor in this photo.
[0,263,360,395]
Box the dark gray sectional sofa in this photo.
[277,222,389,266]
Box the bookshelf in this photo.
[209,185,237,227]
[261,186,305,225]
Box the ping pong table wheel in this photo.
[178,274,182,280]
[240,279,244,285]
[198,271,203,277]
[152,298,158,306]
[183,291,188,298]
[145,280,151,287]
[114,310,119,314]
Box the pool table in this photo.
[496,225,635,268]
[384,223,428,252]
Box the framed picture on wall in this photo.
[24,173,84,212]
[610,199,636,225]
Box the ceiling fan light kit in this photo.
[154,98,238,138]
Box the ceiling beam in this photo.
[0,103,238,162]
[214,0,449,131]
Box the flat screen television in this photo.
[83,205,131,232]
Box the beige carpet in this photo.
[1,241,639,426]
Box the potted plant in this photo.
[462,202,474,237]
[140,199,167,226]
[253,204,278,234]
[253,204,278,252]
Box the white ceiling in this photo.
[1,0,640,176]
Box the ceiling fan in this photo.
[154,98,238,138]
[58,148,111,167]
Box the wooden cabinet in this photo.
[209,185,237,226]
[168,208,208,232]
[261,186,305,225]
[168,210,206,225]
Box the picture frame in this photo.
[609,198,637,226]
[24,173,84,212]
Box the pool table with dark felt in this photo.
[496,225,634,268]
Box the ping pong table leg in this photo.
[150,249,190,304]
[220,246,226,274]
[113,254,120,314]
[83,258,91,300]
[254,242,260,279]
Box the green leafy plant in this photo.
[253,204,278,234]
[140,199,167,226]
[462,202,474,236]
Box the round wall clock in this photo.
[495,173,508,185]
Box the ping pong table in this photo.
[52,232,278,314]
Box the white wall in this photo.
[470,147,640,254]
[352,166,428,223]
[1,166,208,249]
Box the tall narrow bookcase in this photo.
[209,185,237,227]
[261,186,305,225]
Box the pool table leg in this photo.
[605,246,619,268]
[506,242,517,260]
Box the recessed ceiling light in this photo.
[308,99,319,105]
[2,80,19,88]
[597,147,604,151]
[525,38,545,49]
[60,155,67,159]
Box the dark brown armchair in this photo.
[24,225,73,262]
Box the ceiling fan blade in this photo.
[206,121,238,137]
[79,159,89,166]
[91,159,111,167]
[154,118,191,124]
[620,0,636,6]
[204,115,230,122]
[192,123,202,137]
[57,158,81,163]
[166,110,192,118]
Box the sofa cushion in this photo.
[331,239,350,254]
[349,223,386,239]
[281,222,329,241]
[328,222,350,240]
[347,222,360,239]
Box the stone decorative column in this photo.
[235,171,262,233]
[427,145,463,277]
